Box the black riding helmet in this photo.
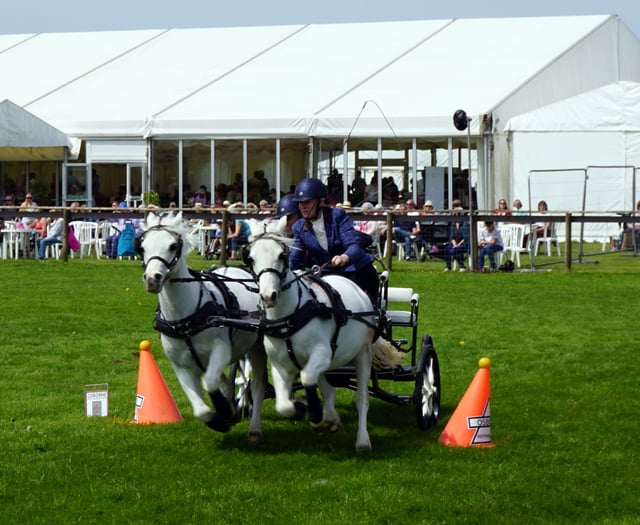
[292,178,328,202]
[275,194,299,218]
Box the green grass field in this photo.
[0,251,638,524]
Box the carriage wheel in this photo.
[413,335,440,430]
[230,355,253,419]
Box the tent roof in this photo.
[0,14,634,142]
[505,81,640,132]
[0,99,71,160]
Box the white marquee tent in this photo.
[1,14,640,209]
[0,99,72,160]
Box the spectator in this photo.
[227,203,250,260]
[192,185,209,207]
[493,199,511,216]
[512,198,525,215]
[443,208,469,272]
[19,192,39,228]
[533,200,551,238]
[36,216,64,260]
[350,170,366,205]
[477,221,504,272]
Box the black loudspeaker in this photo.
[453,109,469,131]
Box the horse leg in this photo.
[304,385,323,425]
[317,374,342,433]
[353,344,372,453]
[170,364,215,422]
[271,364,306,420]
[202,342,237,433]
[300,347,332,432]
[246,342,267,444]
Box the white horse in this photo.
[139,212,267,443]
[244,217,395,452]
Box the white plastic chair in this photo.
[189,221,207,257]
[95,221,116,259]
[2,220,17,259]
[70,221,98,259]
[535,222,561,256]
[502,224,529,267]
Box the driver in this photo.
[275,193,300,237]
[289,177,379,304]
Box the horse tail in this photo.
[371,338,405,370]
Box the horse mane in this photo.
[246,217,294,248]
[142,211,197,254]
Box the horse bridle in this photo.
[138,225,184,273]
[245,233,295,291]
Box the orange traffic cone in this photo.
[439,357,493,447]
[133,340,183,424]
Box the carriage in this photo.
[138,211,440,451]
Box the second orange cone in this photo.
[439,357,493,447]
[133,340,183,424]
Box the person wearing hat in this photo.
[289,177,379,304]
[275,194,300,237]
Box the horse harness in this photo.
[153,267,259,372]
[249,233,381,370]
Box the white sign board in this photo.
[84,383,109,417]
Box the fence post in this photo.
[564,212,572,271]
[220,210,229,264]
[469,213,477,271]
[62,208,69,263]
[385,212,393,270]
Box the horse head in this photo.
[245,217,293,308]
[139,211,195,293]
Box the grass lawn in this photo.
[0,249,638,524]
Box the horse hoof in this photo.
[206,414,233,433]
[356,443,372,453]
[328,419,342,433]
[310,420,330,436]
[247,431,263,444]
[289,399,307,421]
[310,418,341,436]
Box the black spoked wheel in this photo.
[230,355,253,420]
[413,334,440,430]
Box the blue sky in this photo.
[1,0,639,38]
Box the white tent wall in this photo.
[509,132,639,242]
[489,16,635,209]
[507,81,640,241]
[618,21,640,79]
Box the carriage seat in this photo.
[382,287,419,327]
